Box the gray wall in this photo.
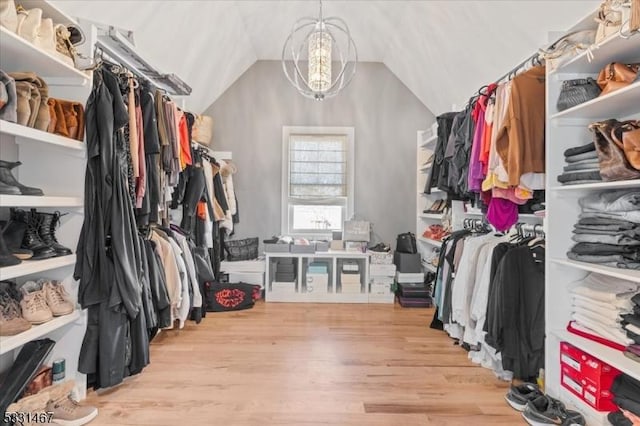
[202,60,434,245]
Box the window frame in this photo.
[281,126,355,238]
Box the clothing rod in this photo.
[491,52,541,86]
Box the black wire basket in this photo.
[224,237,259,261]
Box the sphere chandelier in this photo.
[282,0,357,100]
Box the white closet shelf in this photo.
[420,213,442,220]
[551,81,640,120]
[551,329,640,382]
[0,254,76,281]
[551,179,640,191]
[19,0,81,27]
[0,310,81,355]
[0,195,83,207]
[0,27,89,85]
[0,120,85,153]
[551,33,640,75]
[418,236,443,247]
[549,258,640,283]
[420,134,438,148]
[422,262,437,273]
[462,211,542,220]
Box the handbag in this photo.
[46,98,84,141]
[595,0,624,44]
[223,237,259,261]
[396,232,417,254]
[614,120,640,170]
[204,282,259,312]
[0,0,17,32]
[590,119,640,181]
[556,78,601,112]
[9,72,49,131]
[15,6,75,67]
[597,63,640,96]
[192,114,213,145]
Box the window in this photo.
[282,126,355,237]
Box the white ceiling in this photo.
[54,0,599,114]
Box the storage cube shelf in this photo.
[0,120,86,153]
[551,179,640,192]
[549,258,640,284]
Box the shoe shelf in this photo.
[422,261,437,273]
[0,254,76,281]
[0,120,85,155]
[551,81,640,121]
[549,258,640,284]
[0,27,89,85]
[551,329,640,382]
[559,387,610,426]
[0,195,83,207]
[0,310,81,356]
[418,236,443,247]
[551,179,640,192]
[420,213,442,220]
[550,33,640,75]
[462,211,542,220]
[420,134,437,148]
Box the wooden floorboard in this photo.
[85,302,524,425]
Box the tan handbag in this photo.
[597,62,640,95]
[615,120,640,170]
[9,72,49,131]
[15,5,42,43]
[595,0,624,43]
[15,6,74,67]
[47,98,85,141]
[54,24,76,67]
[0,0,17,32]
[192,114,213,145]
[590,119,640,181]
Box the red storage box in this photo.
[560,341,621,412]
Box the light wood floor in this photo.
[85,302,524,425]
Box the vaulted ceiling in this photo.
[54,0,600,115]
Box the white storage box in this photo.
[370,264,396,277]
[229,272,264,288]
[341,282,362,294]
[341,273,361,285]
[305,273,329,294]
[370,276,394,286]
[271,281,296,293]
[395,272,424,283]
[370,282,393,295]
[368,250,394,265]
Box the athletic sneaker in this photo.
[505,382,543,411]
[522,395,586,426]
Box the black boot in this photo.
[35,210,72,256]
[0,180,20,195]
[10,209,55,260]
[1,219,34,260]
[0,160,44,196]
[0,229,21,268]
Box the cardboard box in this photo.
[368,250,394,265]
[370,264,396,277]
[393,252,421,273]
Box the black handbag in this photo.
[557,78,601,112]
[204,282,260,312]
[396,232,417,254]
[223,237,259,261]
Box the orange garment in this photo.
[494,66,546,187]
[178,112,192,169]
[197,201,207,220]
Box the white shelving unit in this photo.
[416,127,444,276]
[0,0,90,400]
[265,251,370,303]
[0,255,77,281]
[545,16,640,424]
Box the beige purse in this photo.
[15,6,74,67]
[192,115,213,145]
[595,0,625,43]
[15,5,42,43]
[0,0,17,32]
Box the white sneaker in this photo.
[47,394,98,426]
[41,280,74,316]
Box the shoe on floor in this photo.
[505,382,543,412]
[47,393,98,426]
[522,395,585,426]
[40,279,74,316]
[6,391,51,426]
[20,281,53,324]
[0,288,31,336]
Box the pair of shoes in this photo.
[423,199,448,214]
[3,208,72,262]
[506,383,585,425]
[0,160,44,195]
[7,381,98,426]
[0,282,31,336]
[21,280,74,324]
[368,243,390,252]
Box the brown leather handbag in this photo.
[590,119,640,181]
[614,120,640,170]
[597,63,640,96]
[46,98,84,141]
